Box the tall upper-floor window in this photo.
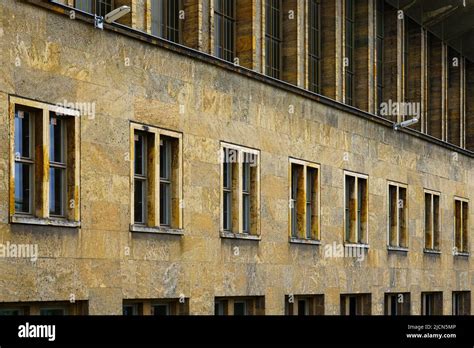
[214,0,236,62]
[75,0,114,16]
[265,0,282,79]
[375,0,384,113]
[344,0,355,105]
[308,0,321,93]
[151,0,182,43]
[11,97,80,226]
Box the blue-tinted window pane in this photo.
[14,163,31,213]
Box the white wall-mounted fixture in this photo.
[393,117,419,131]
[95,5,130,30]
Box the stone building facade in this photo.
[0,0,473,315]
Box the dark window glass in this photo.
[160,137,172,226]
[309,0,321,93]
[152,304,169,316]
[265,0,282,78]
[134,132,147,224]
[344,0,355,105]
[234,302,246,316]
[151,0,181,43]
[214,0,236,62]
[15,163,31,214]
[75,0,113,17]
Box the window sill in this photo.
[289,238,321,245]
[344,243,370,249]
[11,215,80,228]
[387,246,409,253]
[423,248,441,255]
[220,231,261,241]
[130,224,184,236]
[454,251,470,258]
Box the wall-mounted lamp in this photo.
[95,5,130,30]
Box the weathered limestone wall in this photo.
[0,0,472,315]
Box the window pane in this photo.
[242,161,250,192]
[388,185,397,246]
[134,133,145,176]
[50,117,64,163]
[152,304,169,316]
[40,308,65,316]
[134,179,145,224]
[75,0,93,13]
[234,302,246,316]
[15,111,31,159]
[49,167,65,216]
[14,163,31,213]
[160,182,171,225]
[242,194,250,233]
[424,193,432,249]
[160,138,171,180]
[223,191,231,230]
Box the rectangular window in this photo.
[454,198,469,254]
[421,292,443,315]
[340,294,371,315]
[151,0,182,43]
[384,293,410,315]
[0,301,87,315]
[214,0,236,62]
[265,0,282,79]
[452,291,471,315]
[11,98,80,226]
[123,299,189,315]
[344,0,355,105]
[14,109,34,215]
[75,0,114,17]
[134,132,148,225]
[49,115,67,217]
[344,172,368,245]
[424,190,440,252]
[290,159,320,241]
[214,297,265,315]
[221,143,260,236]
[285,295,324,315]
[131,124,183,232]
[375,0,384,113]
[388,182,407,249]
[308,0,321,93]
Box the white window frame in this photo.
[343,170,369,246]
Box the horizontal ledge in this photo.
[343,243,370,249]
[289,238,321,245]
[454,252,470,258]
[387,246,409,253]
[423,248,442,255]
[11,215,80,228]
[220,231,261,241]
[130,225,184,235]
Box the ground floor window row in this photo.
[8,100,470,255]
[0,292,470,315]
